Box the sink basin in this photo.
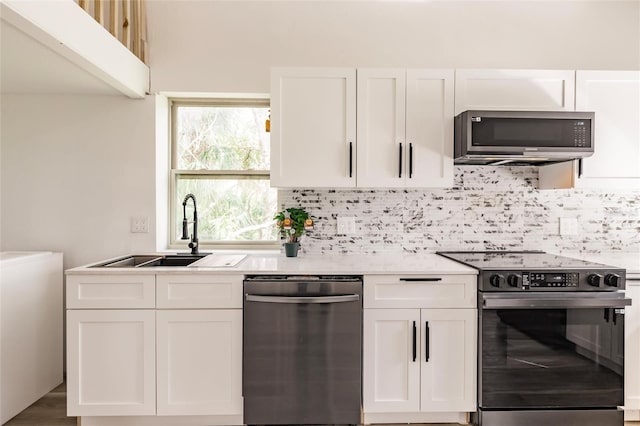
[92,254,208,268]
[140,255,207,267]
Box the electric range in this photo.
[437,251,631,426]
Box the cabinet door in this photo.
[357,68,406,187]
[405,69,454,188]
[270,68,356,188]
[626,280,640,411]
[576,70,640,179]
[66,310,156,416]
[420,309,476,412]
[454,69,575,115]
[156,310,242,416]
[363,309,421,413]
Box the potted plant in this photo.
[274,207,314,257]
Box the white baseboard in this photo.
[364,411,470,424]
[79,415,243,426]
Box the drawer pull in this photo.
[399,278,442,282]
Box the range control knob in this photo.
[507,274,520,288]
[604,273,621,287]
[489,274,504,288]
[587,273,603,287]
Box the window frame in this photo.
[168,97,279,250]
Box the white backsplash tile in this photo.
[280,166,640,254]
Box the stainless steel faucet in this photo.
[181,194,199,255]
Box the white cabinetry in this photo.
[539,70,640,189]
[454,69,575,114]
[66,273,244,425]
[271,67,454,188]
[1,252,63,424]
[66,309,156,416]
[626,277,640,421]
[357,69,454,188]
[420,308,476,412]
[156,310,242,416]
[363,274,476,424]
[66,274,157,417]
[364,309,421,413]
[156,274,243,417]
[270,68,356,188]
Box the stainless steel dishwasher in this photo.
[243,275,363,425]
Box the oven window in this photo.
[481,308,624,409]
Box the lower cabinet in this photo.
[66,309,156,416]
[363,308,476,415]
[156,310,243,416]
[66,273,244,424]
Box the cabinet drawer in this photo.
[364,275,476,309]
[157,274,243,309]
[67,275,155,309]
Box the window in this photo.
[170,98,278,248]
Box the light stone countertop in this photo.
[0,251,54,265]
[65,252,478,276]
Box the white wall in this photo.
[0,94,156,268]
[147,0,640,93]
[1,1,639,268]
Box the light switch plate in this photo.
[559,217,579,236]
[337,216,356,234]
[131,216,149,233]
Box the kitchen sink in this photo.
[92,254,208,268]
[140,255,207,267]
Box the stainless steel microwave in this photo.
[454,110,595,165]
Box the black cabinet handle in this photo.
[613,310,618,325]
[349,142,353,178]
[578,159,583,178]
[604,308,610,323]
[399,277,442,282]
[399,143,403,178]
[425,321,430,363]
[409,143,413,179]
[412,321,416,362]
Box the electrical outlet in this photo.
[131,216,149,233]
[559,217,579,236]
[337,216,356,234]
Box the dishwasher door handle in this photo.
[245,294,360,304]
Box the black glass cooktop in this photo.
[437,251,614,271]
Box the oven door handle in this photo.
[482,294,632,309]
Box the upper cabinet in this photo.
[454,69,575,114]
[270,68,357,188]
[357,69,454,188]
[539,70,640,189]
[271,67,454,188]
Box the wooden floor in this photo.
[4,383,75,426]
[3,384,639,426]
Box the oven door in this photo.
[479,293,631,411]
